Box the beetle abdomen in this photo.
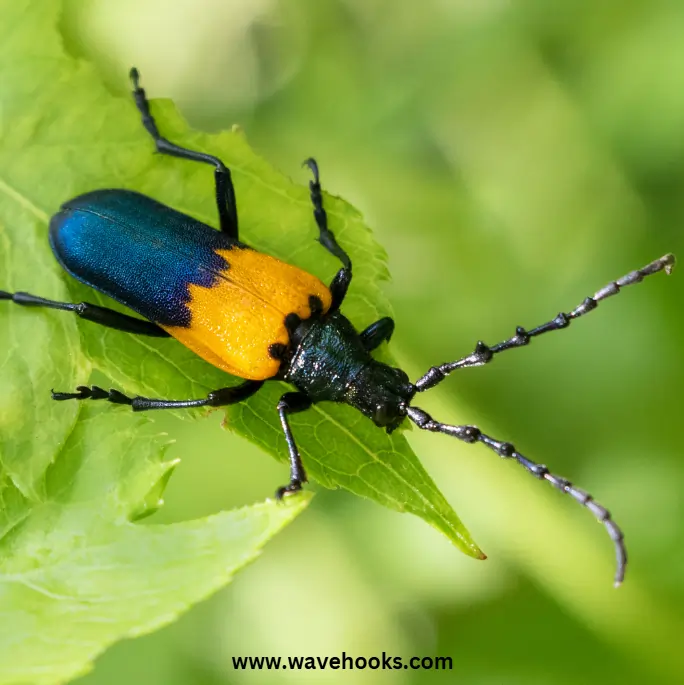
[49,189,332,379]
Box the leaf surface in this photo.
[0,0,481,680]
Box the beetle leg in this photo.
[407,405,627,587]
[327,268,351,312]
[51,380,264,409]
[129,68,239,239]
[0,290,170,337]
[360,317,395,352]
[276,392,312,499]
[302,158,353,307]
[414,253,675,392]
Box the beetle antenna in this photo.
[406,405,627,586]
[413,253,675,393]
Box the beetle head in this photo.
[345,361,415,433]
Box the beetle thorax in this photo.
[285,310,413,431]
[285,310,370,402]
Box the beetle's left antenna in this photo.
[406,405,627,586]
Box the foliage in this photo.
[0,0,482,681]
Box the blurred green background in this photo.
[61,0,684,683]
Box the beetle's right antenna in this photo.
[413,253,675,393]
[406,405,628,586]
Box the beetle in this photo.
[1,69,675,586]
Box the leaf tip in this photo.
[459,537,487,560]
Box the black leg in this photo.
[130,68,239,239]
[1,290,170,337]
[52,380,263,410]
[303,158,352,310]
[276,392,312,499]
[407,406,627,586]
[415,253,675,392]
[329,268,352,312]
[360,317,395,352]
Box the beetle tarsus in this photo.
[51,382,264,411]
[302,157,319,182]
[275,480,304,500]
[129,67,239,238]
[303,157,353,278]
[51,385,132,404]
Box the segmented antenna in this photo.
[415,254,675,392]
[407,406,627,586]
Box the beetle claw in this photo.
[275,481,303,501]
[302,157,320,183]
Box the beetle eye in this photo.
[393,368,410,384]
[374,403,390,426]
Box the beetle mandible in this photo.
[1,69,675,586]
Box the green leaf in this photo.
[0,1,481,551]
[0,135,309,680]
[0,404,310,685]
[1,5,310,682]
[0,2,482,678]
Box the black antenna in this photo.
[407,253,676,585]
[414,254,675,392]
[407,406,627,586]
